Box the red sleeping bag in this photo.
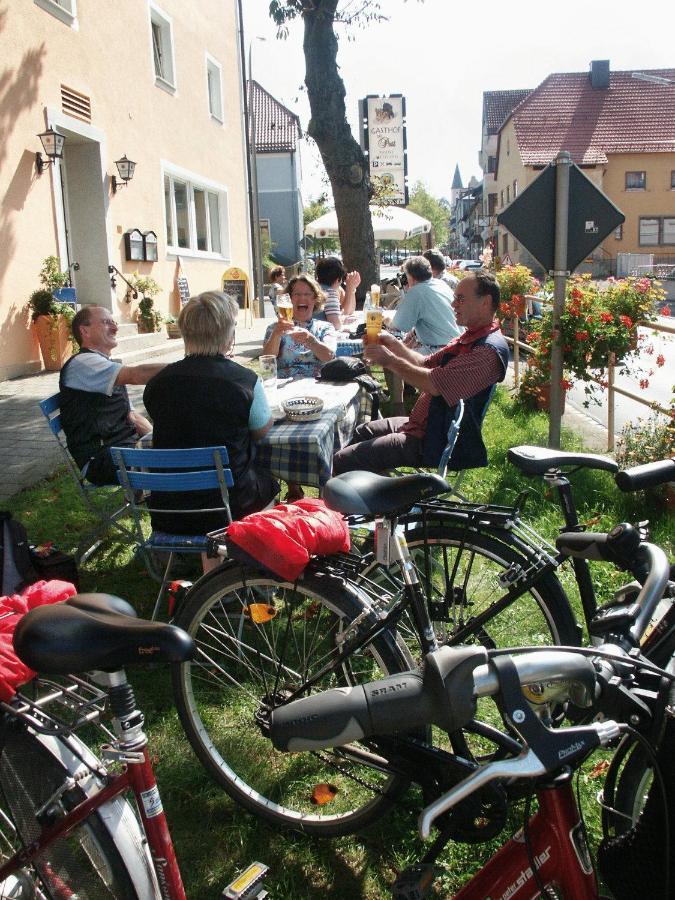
[0,579,77,701]
[225,498,350,582]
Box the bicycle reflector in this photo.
[245,603,277,623]
[223,861,269,900]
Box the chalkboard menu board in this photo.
[222,279,246,308]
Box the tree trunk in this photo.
[302,1,377,301]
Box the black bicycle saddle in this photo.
[13,594,193,675]
[508,445,618,476]
[323,470,449,516]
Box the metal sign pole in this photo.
[549,151,572,449]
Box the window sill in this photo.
[34,0,77,27]
[166,247,228,262]
[155,76,177,95]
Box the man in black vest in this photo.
[333,271,509,474]
[59,306,166,485]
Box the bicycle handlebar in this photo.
[270,648,596,753]
[615,457,675,492]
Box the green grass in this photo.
[4,385,672,898]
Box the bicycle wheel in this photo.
[354,524,579,659]
[0,718,156,899]
[172,562,414,836]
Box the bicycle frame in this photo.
[453,778,597,899]
[0,681,187,900]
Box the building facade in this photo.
[490,62,675,275]
[0,0,252,381]
[250,81,303,269]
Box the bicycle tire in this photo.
[353,524,579,657]
[172,562,414,836]
[0,716,157,900]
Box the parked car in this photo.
[456,259,482,270]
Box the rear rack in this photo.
[1,675,111,740]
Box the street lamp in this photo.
[35,128,66,175]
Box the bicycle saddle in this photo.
[13,594,193,675]
[508,445,618,476]
[324,470,449,516]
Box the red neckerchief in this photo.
[441,319,500,357]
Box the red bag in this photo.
[225,499,350,582]
[0,580,77,701]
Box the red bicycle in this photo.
[269,529,674,899]
[0,593,268,900]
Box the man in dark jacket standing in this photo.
[333,271,508,474]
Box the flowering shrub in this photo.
[616,406,675,470]
[495,265,540,323]
[519,274,665,407]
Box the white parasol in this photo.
[305,205,432,242]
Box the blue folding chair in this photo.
[111,446,234,620]
[39,394,134,563]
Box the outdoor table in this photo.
[255,377,372,490]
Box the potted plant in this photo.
[129,273,163,334]
[29,256,76,370]
[164,315,181,339]
[519,275,666,410]
[495,264,540,334]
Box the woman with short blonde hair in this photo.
[178,291,238,356]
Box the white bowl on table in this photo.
[281,396,324,423]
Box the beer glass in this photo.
[365,307,383,344]
[259,355,278,407]
[277,294,293,323]
[370,283,381,307]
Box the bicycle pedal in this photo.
[392,864,438,900]
[223,861,269,899]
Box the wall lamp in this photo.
[35,128,66,174]
[112,155,136,193]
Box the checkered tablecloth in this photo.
[255,379,372,489]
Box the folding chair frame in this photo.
[39,394,135,564]
[111,445,233,620]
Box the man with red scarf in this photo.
[333,271,509,474]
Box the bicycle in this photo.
[169,456,673,837]
[268,527,674,899]
[0,593,269,900]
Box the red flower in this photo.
[571,287,584,300]
[662,306,671,317]
[586,315,595,324]
[560,378,573,391]
[639,378,649,389]
[656,354,665,367]
[526,331,540,342]
[600,311,613,323]
[619,315,633,329]
[645,344,654,355]
[575,330,589,341]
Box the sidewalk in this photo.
[0,314,611,504]
[0,311,270,503]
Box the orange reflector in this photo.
[311,783,338,805]
[246,603,277,623]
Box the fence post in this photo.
[607,352,616,453]
[513,318,520,388]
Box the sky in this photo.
[243,0,675,206]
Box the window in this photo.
[671,171,675,189]
[206,55,223,122]
[625,171,646,190]
[149,3,176,90]
[506,185,510,203]
[638,216,675,246]
[488,193,497,215]
[34,0,77,27]
[500,190,504,207]
[164,167,228,257]
[513,180,518,198]
[487,156,496,174]
[614,224,623,240]
[502,234,509,255]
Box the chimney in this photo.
[590,60,610,90]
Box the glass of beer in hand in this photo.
[277,294,293,323]
[366,307,383,344]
